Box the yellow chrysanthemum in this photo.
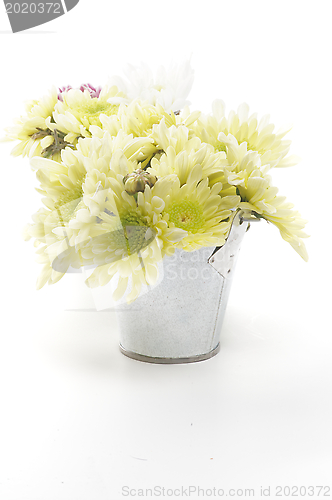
[150,117,202,154]
[25,133,156,289]
[213,135,309,261]
[192,100,300,168]
[117,100,200,138]
[160,164,240,251]
[237,173,309,261]
[68,175,185,303]
[28,130,184,302]
[102,100,169,138]
[30,129,154,204]
[81,128,156,171]
[146,119,227,186]
[23,134,146,290]
[23,207,84,289]
[52,85,126,143]
[30,149,87,223]
[88,101,201,173]
[2,87,66,160]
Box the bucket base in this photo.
[119,343,220,364]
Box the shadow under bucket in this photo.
[116,211,254,364]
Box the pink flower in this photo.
[58,83,102,101]
[58,85,73,101]
[79,83,102,98]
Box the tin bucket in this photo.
[116,211,254,364]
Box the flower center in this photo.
[109,210,155,255]
[54,180,84,224]
[216,141,227,153]
[79,99,109,115]
[240,139,253,152]
[168,200,204,233]
[71,98,119,126]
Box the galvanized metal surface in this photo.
[117,211,251,363]
[119,342,221,364]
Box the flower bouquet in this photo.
[3,62,308,363]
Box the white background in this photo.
[0,1,331,499]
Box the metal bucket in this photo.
[116,211,253,364]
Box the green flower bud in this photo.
[123,169,157,195]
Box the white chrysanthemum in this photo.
[107,61,194,113]
[2,87,63,160]
[52,85,126,142]
[192,100,300,168]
